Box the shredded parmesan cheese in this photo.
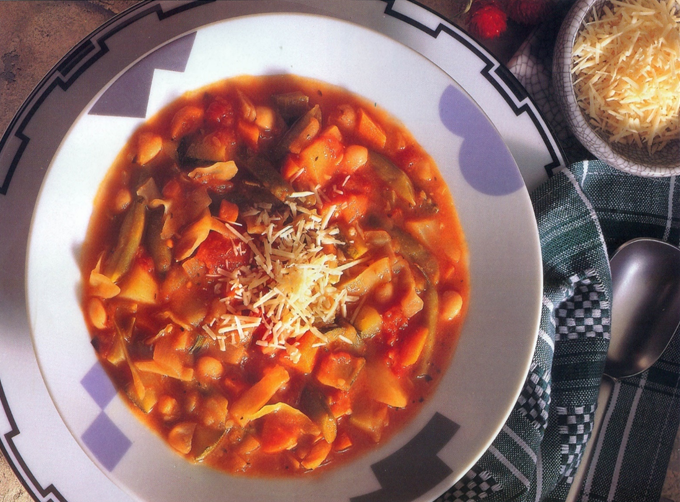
[572,0,680,153]
[203,197,361,352]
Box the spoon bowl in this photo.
[567,237,680,502]
[606,238,680,378]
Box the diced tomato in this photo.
[195,232,250,274]
[326,388,352,418]
[381,306,409,345]
[260,413,301,453]
[205,98,235,129]
[384,347,407,376]
[332,431,353,452]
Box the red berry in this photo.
[467,0,508,40]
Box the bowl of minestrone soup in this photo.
[26,13,541,502]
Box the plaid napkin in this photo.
[437,161,680,502]
[435,4,680,498]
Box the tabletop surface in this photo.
[0,1,678,501]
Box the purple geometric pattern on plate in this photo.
[81,362,117,409]
[439,85,524,196]
[89,31,197,118]
[81,411,132,472]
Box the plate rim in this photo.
[0,2,554,501]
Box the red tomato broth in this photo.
[81,74,469,477]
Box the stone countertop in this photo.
[0,1,677,501]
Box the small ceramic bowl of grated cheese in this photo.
[553,0,680,176]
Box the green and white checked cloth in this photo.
[438,161,680,502]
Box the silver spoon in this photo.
[566,237,680,502]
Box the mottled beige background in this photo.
[0,1,677,501]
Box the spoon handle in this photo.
[565,377,615,502]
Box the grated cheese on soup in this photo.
[203,193,361,353]
[572,0,680,153]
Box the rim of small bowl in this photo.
[552,0,680,177]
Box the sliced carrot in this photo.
[281,156,302,182]
[341,144,368,173]
[326,388,352,418]
[298,135,344,187]
[356,109,386,150]
[400,326,429,367]
[224,452,249,472]
[229,365,290,426]
[335,193,369,225]
[333,431,353,452]
[322,124,343,141]
[171,329,193,351]
[301,440,332,470]
[237,119,260,150]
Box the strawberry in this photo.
[467,0,508,39]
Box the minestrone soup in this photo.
[81,74,468,476]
